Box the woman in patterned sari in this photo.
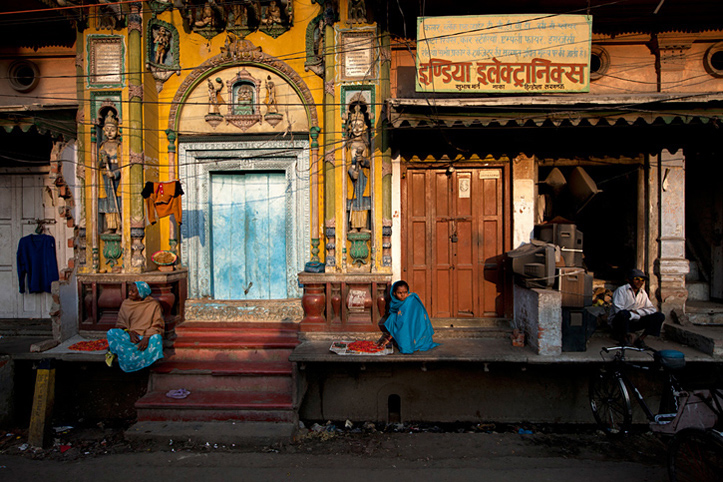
[106,281,164,372]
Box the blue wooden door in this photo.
[211,172,287,300]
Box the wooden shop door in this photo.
[402,168,505,318]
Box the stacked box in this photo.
[536,223,584,267]
[562,307,598,352]
[557,267,593,307]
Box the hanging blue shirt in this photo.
[384,284,440,354]
[17,234,59,293]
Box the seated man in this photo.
[608,269,665,348]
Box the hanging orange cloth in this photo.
[141,181,184,224]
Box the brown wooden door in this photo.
[402,167,505,318]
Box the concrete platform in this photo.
[290,333,718,364]
[8,334,107,362]
[125,420,296,447]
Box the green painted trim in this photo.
[86,35,126,89]
[146,18,181,72]
[90,91,123,123]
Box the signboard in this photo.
[342,31,376,80]
[416,14,592,94]
[88,36,124,87]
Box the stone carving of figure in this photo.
[98,111,122,234]
[349,0,366,24]
[231,3,248,26]
[207,77,224,115]
[235,84,254,115]
[153,26,172,65]
[261,0,282,27]
[264,76,277,114]
[190,1,223,28]
[98,0,124,30]
[346,104,371,232]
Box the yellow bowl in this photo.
[151,250,177,266]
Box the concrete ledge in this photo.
[290,336,718,365]
[664,322,723,357]
[10,334,107,362]
[125,420,296,447]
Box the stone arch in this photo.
[168,39,319,134]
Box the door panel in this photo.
[403,167,505,318]
[0,175,54,318]
[211,172,287,300]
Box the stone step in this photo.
[152,360,294,376]
[164,347,295,362]
[184,299,303,323]
[173,335,299,349]
[664,322,723,357]
[135,390,295,423]
[176,321,299,337]
[0,319,52,336]
[686,300,723,325]
[149,361,293,393]
[687,281,710,302]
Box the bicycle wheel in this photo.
[668,428,723,482]
[589,368,632,435]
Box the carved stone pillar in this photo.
[90,125,100,271]
[128,5,145,272]
[165,129,179,255]
[310,126,321,262]
[658,149,689,315]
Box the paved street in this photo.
[0,429,668,482]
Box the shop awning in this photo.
[387,93,723,129]
[0,107,78,140]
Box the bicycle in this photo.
[589,344,723,481]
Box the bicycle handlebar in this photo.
[602,345,650,353]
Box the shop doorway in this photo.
[401,167,506,318]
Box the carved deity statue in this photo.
[261,0,283,27]
[231,3,248,26]
[207,77,224,115]
[98,111,122,234]
[153,26,172,65]
[264,76,277,114]
[346,104,371,232]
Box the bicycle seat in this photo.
[655,349,685,370]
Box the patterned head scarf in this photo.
[134,281,152,300]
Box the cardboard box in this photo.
[558,267,592,307]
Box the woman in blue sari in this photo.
[106,281,164,372]
[377,280,440,354]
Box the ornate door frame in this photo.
[179,139,310,299]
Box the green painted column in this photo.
[75,34,90,271]
[324,19,337,269]
[380,31,392,268]
[128,4,145,272]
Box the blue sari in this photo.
[107,329,164,373]
[384,283,440,354]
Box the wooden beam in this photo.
[28,359,55,449]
